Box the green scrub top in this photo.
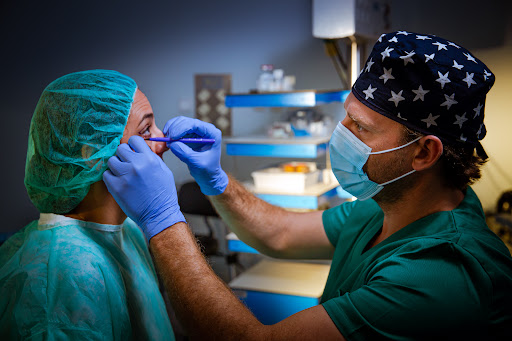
[0,214,174,340]
[321,187,512,340]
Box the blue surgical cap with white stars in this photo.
[352,31,495,151]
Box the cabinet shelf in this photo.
[225,89,349,108]
[224,88,351,255]
[224,136,330,158]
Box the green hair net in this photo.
[25,70,137,214]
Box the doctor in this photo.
[104,32,512,340]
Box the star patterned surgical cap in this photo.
[352,31,494,155]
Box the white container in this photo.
[312,0,390,39]
[322,168,338,185]
[251,167,320,194]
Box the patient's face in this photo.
[121,89,168,158]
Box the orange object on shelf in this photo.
[282,164,296,172]
[294,164,309,173]
[280,162,314,173]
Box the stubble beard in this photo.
[365,150,417,205]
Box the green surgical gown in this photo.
[0,214,175,340]
[321,187,512,340]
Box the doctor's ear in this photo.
[411,135,444,171]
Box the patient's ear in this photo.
[411,135,443,172]
[81,145,99,169]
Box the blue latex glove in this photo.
[163,116,228,195]
[103,135,186,240]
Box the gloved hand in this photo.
[103,135,186,240]
[163,116,228,195]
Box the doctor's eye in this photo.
[354,122,364,132]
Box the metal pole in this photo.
[350,37,360,86]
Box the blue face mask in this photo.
[329,122,421,201]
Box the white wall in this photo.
[472,44,512,211]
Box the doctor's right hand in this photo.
[163,116,228,196]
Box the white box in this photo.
[251,167,320,194]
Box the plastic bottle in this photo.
[257,64,274,92]
[283,75,296,91]
[272,69,284,91]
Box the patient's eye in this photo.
[140,125,151,138]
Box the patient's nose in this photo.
[152,127,169,157]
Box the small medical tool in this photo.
[145,137,215,144]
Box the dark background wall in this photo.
[1,0,510,234]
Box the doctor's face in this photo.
[341,92,418,202]
[121,89,168,158]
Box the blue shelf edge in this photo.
[316,90,350,104]
[226,142,327,158]
[225,90,350,107]
[227,239,259,254]
[232,290,320,325]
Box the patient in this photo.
[0,70,175,340]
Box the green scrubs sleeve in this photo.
[322,240,492,340]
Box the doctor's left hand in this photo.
[103,135,186,240]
